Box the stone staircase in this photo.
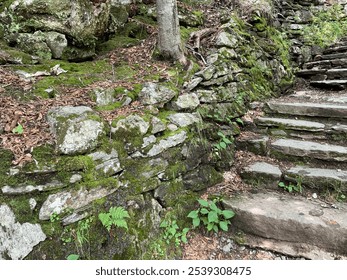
[222,39,347,260]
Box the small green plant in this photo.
[160,218,189,247]
[67,254,80,260]
[278,181,302,193]
[187,198,235,233]
[214,131,233,151]
[49,212,60,223]
[12,124,24,134]
[98,206,130,232]
[76,217,93,247]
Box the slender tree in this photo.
[156,0,187,65]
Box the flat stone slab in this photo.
[321,52,347,60]
[323,45,347,54]
[241,162,282,189]
[223,191,347,256]
[266,101,347,119]
[284,166,347,191]
[0,204,46,260]
[310,80,347,90]
[271,139,347,162]
[256,117,326,131]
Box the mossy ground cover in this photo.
[303,4,347,48]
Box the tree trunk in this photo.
[156,0,186,65]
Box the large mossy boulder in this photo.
[0,0,111,61]
[47,106,106,155]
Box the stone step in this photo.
[223,191,347,259]
[240,160,347,193]
[255,117,347,142]
[319,52,347,61]
[305,58,347,69]
[298,69,347,80]
[323,45,347,54]
[270,138,347,162]
[289,90,347,104]
[255,117,326,132]
[310,79,347,90]
[240,161,282,189]
[265,101,347,119]
[284,165,347,192]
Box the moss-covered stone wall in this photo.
[1,0,343,260]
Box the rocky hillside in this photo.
[0,0,346,260]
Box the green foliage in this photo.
[66,254,80,260]
[160,218,190,247]
[214,131,233,151]
[187,198,235,233]
[278,181,302,194]
[303,4,347,47]
[12,124,23,134]
[98,206,130,232]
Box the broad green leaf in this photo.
[168,227,176,235]
[182,228,190,234]
[208,210,218,223]
[288,186,293,193]
[12,124,23,134]
[187,210,198,219]
[278,182,285,188]
[217,131,225,137]
[192,217,200,228]
[209,202,218,212]
[222,210,235,219]
[207,223,214,231]
[160,220,168,228]
[223,138,232,144]
[213,224,219,233]
[198,199,209,207]
[201,216,208,225]
[219,141,227,149]
[200,208,209,215]
[219,221,229,231]
[67,254,79,260]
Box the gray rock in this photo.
[266,101,347,119]
[151,117,166,134]
[138,82,176,106]
[256,117,326,131]
[45,31,68,59]
[94,88,116,106]
[142,135,157,148]
[184,77,203,91]
[241,162,282,189]
[222,243,233,253]
[270,139,347,162]
[171,93,200,111]
[69,174,82,184]
[62,212,89,226]
[2,0,111,60]
[88,149,122,176]
[2,180,65,195]
[0,204,46,260]
[167,113,201,127]
[285,166,347,191]
[147,131,187,157]
[15,31,52,60]
[195,65,216,81]
[29,198,37,210]
[39,186,118,220]
[167,124,178,131]
[223,191,347,256]
[112,114,149,135]
[141,158,169,179]
[216,32,238,48]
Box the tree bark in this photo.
[156,0,187,65]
